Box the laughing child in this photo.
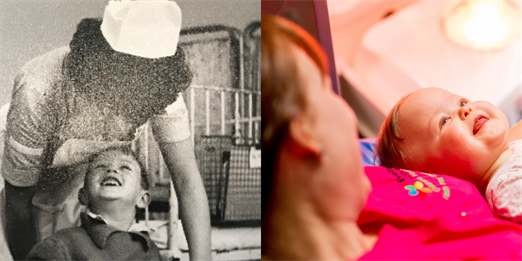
[26,147,162,260]
[375,87,522,223]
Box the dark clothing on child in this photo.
[26,212,162,260]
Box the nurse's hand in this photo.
[51,140,130,168]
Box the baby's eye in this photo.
[120,165,132,171]
[459,100,468,107]
[441,117,450,127]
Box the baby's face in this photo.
[398,87,509,183]
[85,150,145,205]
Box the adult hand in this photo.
[51,139,130,168]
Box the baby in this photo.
[375,87,521,223]
[26,147,162,260]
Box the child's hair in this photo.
[374,93,413,169]
[85,146,149,190]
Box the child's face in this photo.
[84,150,146,206]
[398,87,509,183]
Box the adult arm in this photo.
[2,98,44,259]
[508,120,522,142]
[2,52,62,258]
[5,182,37,259]
[150,95,211,261]
[158,139,212,261]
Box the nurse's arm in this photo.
[4,182,37,259]
[150,95,211,260]
[2,137,43,259]
[158,138,212,261]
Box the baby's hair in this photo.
[85,146,149,190]
[374,93,413,169]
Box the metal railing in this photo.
[140,22,261,255]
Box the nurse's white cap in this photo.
[101,0,182,59]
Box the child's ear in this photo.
[136,191,151,209]
[78,188,89,206]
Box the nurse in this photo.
[2,1,210,260]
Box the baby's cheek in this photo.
[482,121,509,147]
[444,127,473,150]
[435,136,472,171]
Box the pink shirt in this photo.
[358,166,522,260]
[486,139,522,223]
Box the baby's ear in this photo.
[78,188,89,206]
[136,191,151,209]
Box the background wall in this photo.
[0,0,260,107]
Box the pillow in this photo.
[359,138,379,166]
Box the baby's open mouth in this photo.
[473,116,488,135]
[101,176,122,187]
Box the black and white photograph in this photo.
[0,0,260,260]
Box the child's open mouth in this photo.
[473,116,488,135]
[101,176,122,187]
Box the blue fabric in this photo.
[359,139,380,166]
